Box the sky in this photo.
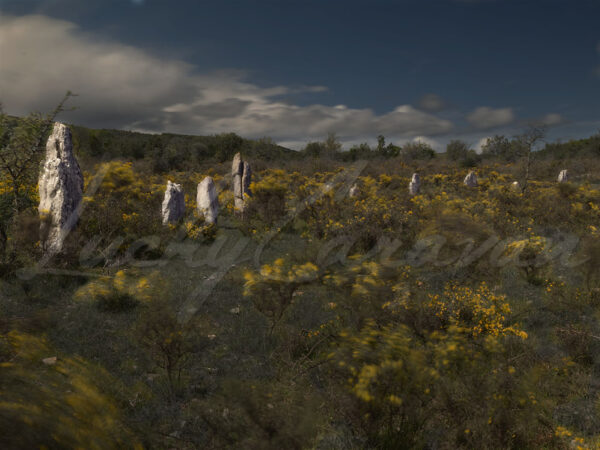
[0,0,599,151]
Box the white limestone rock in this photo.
[161,180,185,225]
[558,169,568,183]
[38,122,84,253]
[349,184,359,198]
[463,171,478,187]
[232,153,251,210]
[408,173,421,195]
[197,176,219,224]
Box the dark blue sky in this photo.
[1,0,599,149]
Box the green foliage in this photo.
[3,121,600,448]
[0,94,73,213]
[246,170,288,227]
[538,132,600,159]
[446,139,470,161]
[401,141,436,160]
[481,134,525,162]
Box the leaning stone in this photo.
[558,169,568,183]
[38,122,84,254]
[197,176,219,224]
[463,171,478,187]
[161,180,185,225]
[409,173,421,195]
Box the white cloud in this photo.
[410,136,442,151]
[0,14,453,145]
[466,106,515,129]
[538,113,564,126]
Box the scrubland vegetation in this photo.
[3,109,600,448]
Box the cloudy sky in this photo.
[0,0,599,150]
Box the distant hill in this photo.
[536,134,600,159]
[69,124,299,172]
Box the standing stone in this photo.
[558,169,568,183]
[161,180,185,225]
[232,152,251,210]
[349,184,359,198]
[408,173,421,195]
[38,122,84,253]
[463,171,478,187]
[197,176,219,224]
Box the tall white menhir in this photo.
[38,123,84,253]
[409,173,420,195]
[557,169,568,183]
[197,176,219,224]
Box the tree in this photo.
[376,135,386,152]
[302,141,325,158]
[0,92,74,213]
[347,142,372,161]
[446,139,470,161]
[401,141,436,160]
[0,92,74,257]
[516,125,545,193]
[323,132,342,157]
[376,135,401,158]
[480,134,524,162]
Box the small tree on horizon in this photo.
[516,124,546,193]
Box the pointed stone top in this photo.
[199,175,215,188]
[558,169,568,183]
[464,171,478,187]
[46,122,74,160]
[232,152,243,176]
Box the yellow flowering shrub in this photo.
[80,161,163,239]
[74,269,165,310]
[244,259,320,333]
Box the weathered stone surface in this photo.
[197,176,219,224]
[38,122,84,253]
[242,161,252,196]
[464,171,478,187]
[558,169,568,183]
[232,152,251,210]
[232,152,243,195]
[409,173,421,195]
[161,180,185,225]
[349,184,359,198]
